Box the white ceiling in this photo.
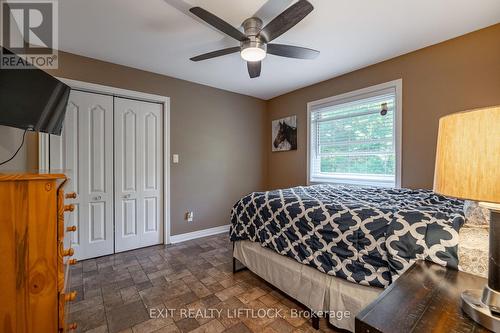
[58,0,500,100]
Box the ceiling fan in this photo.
[189,0,320,78]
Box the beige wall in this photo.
[0,51,267,236]
[266,24,500,190]
[0,127,38,171]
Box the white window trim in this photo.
[306,79,403,188]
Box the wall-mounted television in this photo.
[0,47,70,135]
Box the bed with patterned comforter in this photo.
[229,184,465,288]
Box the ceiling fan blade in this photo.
[267,43,319,59]
[247,61,261,78]
[259,0,313,42]
[190,7,248,42]
[253,0,294,26]
[190,47,241,62]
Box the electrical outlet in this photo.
[185,211,194,223]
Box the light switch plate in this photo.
[172,154,179,164]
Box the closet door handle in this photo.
[93,195,102,201]
[122,194,131,199]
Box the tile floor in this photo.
[68,234,342,333]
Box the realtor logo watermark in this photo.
[149,307,352,321]
[1,0,58,69]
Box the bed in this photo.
[230,184,465,331]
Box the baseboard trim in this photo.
[169,224,230,244]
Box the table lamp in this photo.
[434,106,500,331]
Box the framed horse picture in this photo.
[272,115,297,152]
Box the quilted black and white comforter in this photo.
[229,184,465,288]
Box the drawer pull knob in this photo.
[66,226,77,232]
[69,259,78,265]
[65,192,77,199]
[62,248,74,257]
[64,204,75,212]
[65,291,77,302]
[67,322,77,330]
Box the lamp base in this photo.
[461,287,500,332]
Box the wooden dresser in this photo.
[0,173,78,332]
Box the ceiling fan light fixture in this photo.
[240,38,267,62]
[241,47,266,62]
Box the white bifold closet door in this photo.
[50,90,114,260]
[114,97,163,253]
[50,90,164,260]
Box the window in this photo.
[307,80,402,187]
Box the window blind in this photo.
[309,88,397,186]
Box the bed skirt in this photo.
[233,240,382,332]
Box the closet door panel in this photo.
[50,90,114,260]
[89,106,107,193]
[115,98,163,252]
[144,197,157,232]
[122,110,137,192]
[144,112,158,190]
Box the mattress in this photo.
[233,240,381,332]
[230,184,465,288]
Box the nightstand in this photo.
[355,261,492,332]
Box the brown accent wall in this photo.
[266,24,500,190]
[0,51,268,236]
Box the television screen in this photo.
[0,47,71,135]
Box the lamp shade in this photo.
[433,106,500,203]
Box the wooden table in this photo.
[355,261,493,333]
